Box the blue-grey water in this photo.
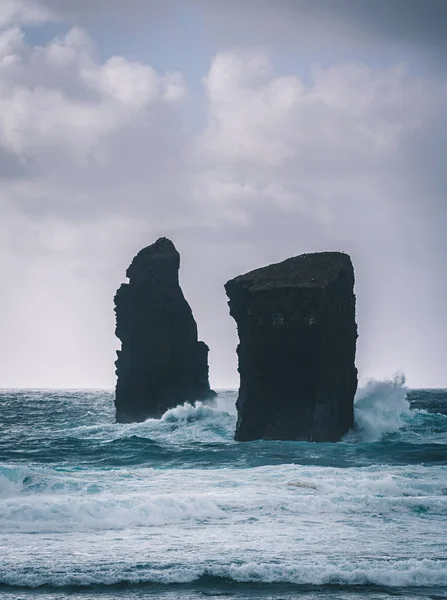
[0,379,446,600]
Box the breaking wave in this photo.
[162,400,223,423]
[353,373,412,441]
[1,558,446,589]
[158,374,418,443]
[0,491,223,533]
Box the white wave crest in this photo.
[0,492,224,533]
[161,394,236,424]
[0,473,22,497]
[1,558,446,588]
[161,401,218,422]
[353,373,412,442]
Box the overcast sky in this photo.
[0,0,446,388]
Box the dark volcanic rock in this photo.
[225,252,358,442]
[114,237,214,423]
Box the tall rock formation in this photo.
[225,252,358,442]
[114,237,214,423]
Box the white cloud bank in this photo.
[0,4,446,388]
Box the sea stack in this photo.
[225,252,358,442]
[114,237,214,423]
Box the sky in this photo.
[0,0,446,389]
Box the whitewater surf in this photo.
[0,379,446,600]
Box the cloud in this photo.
[0,20,191,387]
[0,26,185,160]
[190,52,447,385]
[193,51,445,225]
[0,0,53,29]
[0,3,446,388]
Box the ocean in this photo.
[0,379,446,600]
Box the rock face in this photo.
[225,252,358,442]
[114,237,214,423]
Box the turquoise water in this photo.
[0,381,446,600]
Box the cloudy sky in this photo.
[0,0,446,389]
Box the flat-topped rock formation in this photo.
[225,252,358,442]
[114,237,214,423]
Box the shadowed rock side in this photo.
[225,252,358,442]
[114,237,214,423]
